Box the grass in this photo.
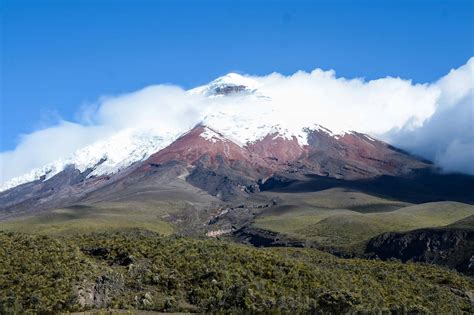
[1,230,473,314]
[256,188,411,212]
[0,201,177,236]
[253,190,474,252]
[2,186,473,255]
[449,214,474,229]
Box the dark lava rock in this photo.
[365,228,474,276]
[233,226,306,248]
[84,247,110,258]
[114,252,136,266]
[214,85,247,95]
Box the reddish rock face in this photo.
[130,126,430,200]
[299,129,428,179]
[0,123,434,213]
[141,125,428,180]
[334,132,427,175]
[142,125,272,173]
[335,133,401,172]
[247,133,305,165]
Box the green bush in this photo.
[0,230,473,313]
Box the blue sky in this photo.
[1,0,473,151]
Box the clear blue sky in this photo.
[1,0,472,151]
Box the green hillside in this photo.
[253,191,474,252]
[0,230,472,314]
[0,201,181,236]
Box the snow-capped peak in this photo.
[1,72,357,192]
[188,72,261,97]
[211,73,260,89]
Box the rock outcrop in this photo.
[365,228,474,276]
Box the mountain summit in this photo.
[189,73,260,96]
[0,73,453,218]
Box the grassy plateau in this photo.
[252,189,474,252]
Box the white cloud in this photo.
[384,58,474,174]
[1,57,473,185]
[253,69,440,135]
[0,122,111,182]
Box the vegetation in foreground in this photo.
[0,230,473,314]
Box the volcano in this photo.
[0,73,472,220]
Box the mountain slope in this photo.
[1,72,471,225]
[0,73,428,193]
[0,120,434,216]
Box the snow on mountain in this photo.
[190,73,353,146]
[200,127,228,143]
[1,72,353,192]
[188,73,261,97]
[0,128,175,192]
[201,108,350,148]
[204,114,306,146]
